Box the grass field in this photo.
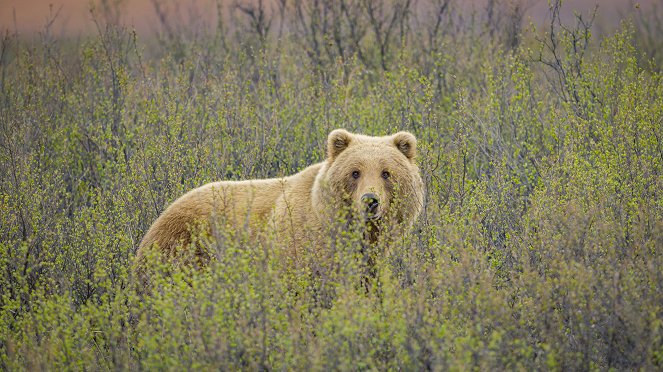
[1,0,662,369]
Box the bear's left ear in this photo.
[327,129,353,160]
[392,131,417,160]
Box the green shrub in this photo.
[1,0,662,369]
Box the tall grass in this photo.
[1,0,662,369]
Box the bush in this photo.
[1,0,662,369]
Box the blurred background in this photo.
[1,0,658,37]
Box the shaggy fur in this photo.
[135,129,424,271]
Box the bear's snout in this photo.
[361,193,380,219]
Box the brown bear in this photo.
[135,129,424,272]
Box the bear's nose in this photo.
[361,193,380,216]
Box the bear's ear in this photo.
[327,129,353,160]
[392,131,417,160]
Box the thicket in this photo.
[1,0,662,369]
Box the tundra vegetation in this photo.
[1,0,662,369]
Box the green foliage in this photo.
[1,2,662,370]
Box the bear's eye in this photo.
[351,170,361,179]
[381,171,390,180]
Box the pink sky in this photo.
[0,0,655,37]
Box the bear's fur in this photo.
[135,129,424,271]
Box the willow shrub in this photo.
[1,9,662,370]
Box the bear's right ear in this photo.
[327,129,353,160]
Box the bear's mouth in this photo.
[363,212,383,222]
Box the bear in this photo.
[135,129,424,275]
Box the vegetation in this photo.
[1,0,662,369]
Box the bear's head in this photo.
[313,129,424,233]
